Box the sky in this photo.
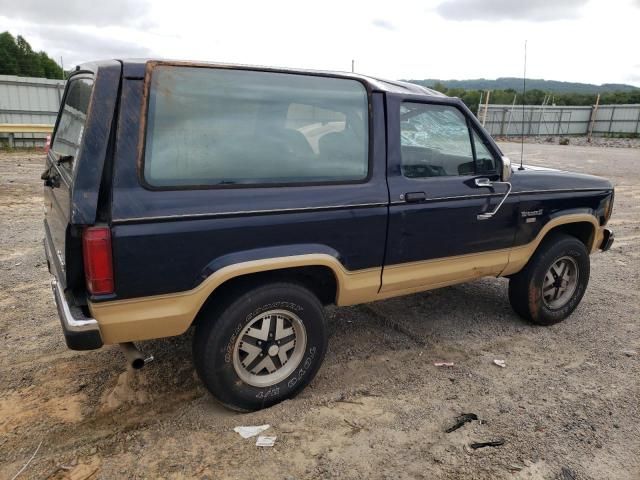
[0,0,639,86]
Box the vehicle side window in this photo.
[472,129,497,173]
[400,102,494,178]
[51,77,94,173]
[143,67,369,187]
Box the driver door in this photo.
[382,95,519,294]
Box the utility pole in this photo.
[351,59,355,73]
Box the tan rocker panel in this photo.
[90,213,602,344]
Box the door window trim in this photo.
[137,62,375,191]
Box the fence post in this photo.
[587,94,600,142]
[500,108,507,135]
[556,108,563,135]
[481,90,491,127]
[607,106,616,136]
[635,109,640,136]
[528,108,535,135]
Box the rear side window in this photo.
[143,66,369,187]
[51,77,94,172]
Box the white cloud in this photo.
[0,0,638,87]
[436,0,588,22]
[0,0,152,27]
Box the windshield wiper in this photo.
[56,155,74,166]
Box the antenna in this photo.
[519,40,527,170]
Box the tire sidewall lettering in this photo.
[287,346,317,389]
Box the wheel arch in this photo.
[194,264,340,327]
[503,213,600,277]
[544,220,597,251]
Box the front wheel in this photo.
[193,282,328,411]
[509,233,590,325]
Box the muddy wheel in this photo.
[509,233,590,325]
[193,282,328,411]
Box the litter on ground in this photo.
[233,425,270,439]
[256,435,277,447]
[434,362,455,367]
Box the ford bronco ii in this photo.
[43,60,614,411]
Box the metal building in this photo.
[0,74,65,148]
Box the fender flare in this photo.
[502,212,600,276]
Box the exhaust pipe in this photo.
[119,342,153,369]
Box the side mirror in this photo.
[501,156,512,182]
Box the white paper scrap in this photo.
[493,359,506,368]
[434,362,455,367]
[256,435,277,447]
[233,424,270,439]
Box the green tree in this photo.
[432,81,447,93]
[0,32,62,79]
[0,32,20,75]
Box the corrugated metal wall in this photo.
[2,74,640,147]
[0,74,65,147]
[478,104,640,137]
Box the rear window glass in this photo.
[51,77,94,172]
[143,66,369,187]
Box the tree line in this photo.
[0,32,63,79]
[422,82,640,110]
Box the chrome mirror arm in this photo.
[475,180,512,220]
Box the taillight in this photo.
[82,226,114,295]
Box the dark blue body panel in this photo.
[107,84,389,300]
[67,60,612,304]
[111,207,388,298]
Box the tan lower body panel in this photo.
[90,254,381,344]
[90,214,604,344]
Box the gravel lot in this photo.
[495,136,640,150]
[1,142,638,480]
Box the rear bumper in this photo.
[45,236,103,350]
[50,278,103,350]
[600,228,614,252]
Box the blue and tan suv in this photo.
[43,60,614,411]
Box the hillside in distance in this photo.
[406,77,639,94]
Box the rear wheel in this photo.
[193,282,328,411]
[509,233,590,325]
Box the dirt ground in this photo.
[1,142,638,480]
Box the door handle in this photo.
[404,191,426,203]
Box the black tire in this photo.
[193,281,328,411]
[508,233,590,325]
